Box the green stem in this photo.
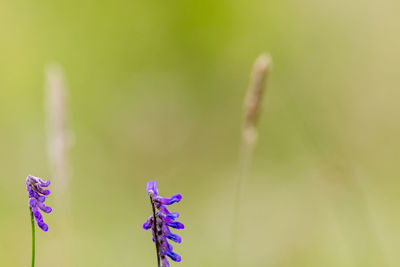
[30,207,35,267]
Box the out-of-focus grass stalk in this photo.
[232,54,271,262]
[45,64,73,267]
[45,64,72,193]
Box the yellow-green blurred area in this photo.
[1,0,400,266]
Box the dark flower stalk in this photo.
[149,193,161,266]
[143,180,184,267]
[26,175,53,267]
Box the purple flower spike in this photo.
[143,180,184,267]
[26,175,53,232]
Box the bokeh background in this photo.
[1,0,400,266]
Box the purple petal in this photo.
[160,238,173,252]
[26,175,37,184]
[29,198,37,207]
[165,251,181,262]
[32,207,43,220]
[28,188,41,200]
[35,186,51,196]
[33,212,43,221]
[37,195,47,202]
[167,221,184,229]
[166,212,180,220]
[155,194,182,205]
[143,216,153,230]
[37,202,53,213]
[161,257,170,267]
[37,220,49,232]
[27,186,35,196]
[166,232,182,243]
[146,180,158,197]
[158,210,179,220]
[158,206,170,215]
[38,178,51,187]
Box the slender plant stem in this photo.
[232,54,270,265]
[149,195,161,267]
[30,207,35,267]
[232,133,254,261]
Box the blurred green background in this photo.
[1,0,400,266]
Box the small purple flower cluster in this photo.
[26,175,53,231]
[143,181,184,267]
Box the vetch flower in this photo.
[26,175,53,231]
[143,180,184,267]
